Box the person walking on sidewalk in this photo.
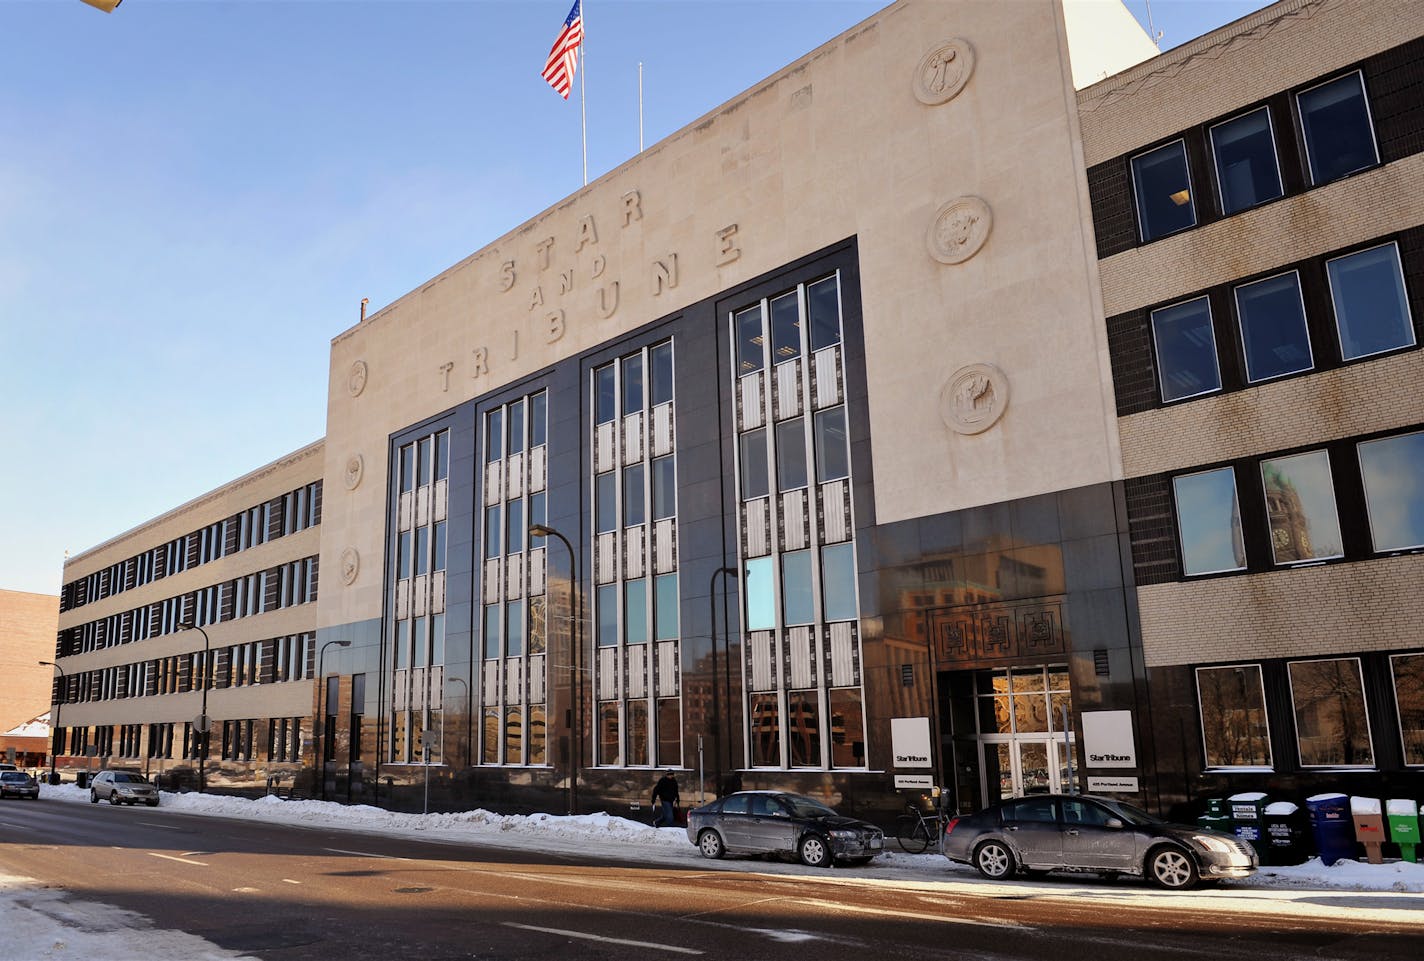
[651,769,680,827]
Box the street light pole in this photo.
[530,523,579,815]
[709,566,739,794]
[317,639,352,801]
[177,623,212,793]
[37,660,66,784]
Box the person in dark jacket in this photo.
[651,769,680,827]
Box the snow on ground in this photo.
[5,780,1424,958]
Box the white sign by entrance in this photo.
[1080,710,1136,769]
[1087,776,1140,793]
[890,717,933,769]
[894,774,935,790]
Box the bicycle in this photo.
[896,802,947,853]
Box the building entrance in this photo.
[970,666,1075,805]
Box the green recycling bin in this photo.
[1228,791,1270,857]
[1387,799,1419,863]
[1197,798,1231,834]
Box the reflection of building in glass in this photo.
[1262,464,1313,562]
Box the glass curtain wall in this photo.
[730,272,867,770]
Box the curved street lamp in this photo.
[530,523,579,815]
[317,639,352,801]
[37,660,66,784]
[176,622,212,793]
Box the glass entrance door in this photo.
[973,665,1075,804]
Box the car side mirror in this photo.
[1104,817,1124,830]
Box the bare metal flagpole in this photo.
[580,0,588,186]
[638,61,644,152]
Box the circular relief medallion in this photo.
[348,360,369,397]
[940,363,1009,435]
[343,454,364,491]
[340,547,361,586]
[914,38,975,106]
[927,196,992,265]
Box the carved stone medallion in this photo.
[940,363,1009,435]
[340,547,361,586]
[927,196,992,265]
[348,360,368,397]
[343,454,364,491]
[914,38,975,106]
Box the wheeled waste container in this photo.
[1351,796,1386,864]
[1387,799,1419,863]
[1306,793,1355,866]
[1197,798,1231,834]
[75,771,89,789]
[1261,801,1308,866]
[1228,792,1270,857]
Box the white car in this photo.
[89,771,160,807]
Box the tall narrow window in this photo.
[781,550,814,625]
[506,498,525,554]
[508,399,525,456]
[776,418,808,491]
[820,543,857,622]
[744,557,776,631]
[649,342,674,405]
[596,584,618,647]
[1131,140,1195,242]
[487,409,504,462]
[814,407,849,482]
[624,463,646,526]
[624,579,648,645]
[654,574,679,640]
[623,353,644,415]
[769,290,801,363]
[505,600,524,657]
[736,304,765,375]
[531,392,548,447]
[595,364,617,424]
[740,429,769,499]
[595,472,617,533]
[651,456,676,520]
[807,275,842,351]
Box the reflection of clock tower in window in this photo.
[1263,465,1312,562]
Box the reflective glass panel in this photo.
[628,700,649,766]
[530,391,547,447]
[622,353,644,415]
[1236,272,1312,382]
[624,579,648,645]
[506,498,525,554]
[744,557,776,631]
[505,706,522,764]
[1260,450,1342,563]
[483,605,499,660]
[505,600,524,657]
[435,431,450,481]
[1151,297,1221,402]
[740,429,769,499]
[787,693,821,767]
[529,491,547,545]
[1173,468,1246,575]
[1328,243,1415,361]
[417,437,431,486]
[399,445,414,492]
[431,613,445,665]
[1197,665,1272,768]
[528,596,546,655]
[1131,140,1195,242]
[1289,658,1373,767]
[414,526,429,576]
[807,275,842,351]
[770,290,801,362]
[651,456,676,520]
[1391,654,1424,766]
[594,364,616,425]
[1211,107,1282,215]
[650,341,674,405]
[782,550,814,626]
[750,693,780,767]
[776,417,808,491]
[599,702,621,766]
[820,543,857,622]
[397,531,412,579]
[1358,431,1424,552]
[596,584,618,647]
[484,505,501,559]
[507,399,525,456]
[487,409,503,462]
[624,463,646,526]
[1298,72,1378,185]
[433,521,447,572]
[595,472,617,534]
[654,573,679,641]
[814,406,849,482]
[529,706,547,765]
[735,304,764,376]
[828,688,864,768]
[657,698,681,766]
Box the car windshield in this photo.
[1097,798,1163,826]
[780,795,839,818]
[114,773,148,784]
[0,773,26,782]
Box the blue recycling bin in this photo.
[1306,793,1356,866]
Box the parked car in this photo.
[686,790,884,868]
[89,770,160,807]
[943,793,1257,890]
[0,771,40,800]
[0,763,17,771]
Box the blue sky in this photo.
[0,0,1269,595]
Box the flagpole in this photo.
[580,0,588,186]
[638,61,644,152]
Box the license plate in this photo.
[869,837,883,850]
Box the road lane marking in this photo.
[502,922,703,955]
[282,879,302,885]
[784,897,1025,929]
[148,852,210,867]
[324,847,409,861]
[136,821,180,830]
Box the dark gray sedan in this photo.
[943,794,1256,889]
[0,771,40,800]
[686,791,883,868]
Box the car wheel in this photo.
[89,789,99,804]
[973,840,1016,880]
[146,800,159,807]
[799,834,832,868]
[697,830,726,859]
[109,792,122,806]
[1146,846,1199,890]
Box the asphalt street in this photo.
[0,798,1419,961]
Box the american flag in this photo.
[541,1,584,100]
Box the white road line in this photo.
[148,852,210,867]
[282,878,302,885]
[323,847,409,861]
[136,821,180,830]
[502,922,703,955]
[785,897,1025,929]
